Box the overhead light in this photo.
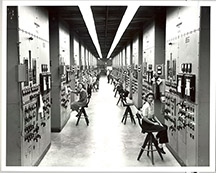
[106,5,139,59]
[79,5,102,59]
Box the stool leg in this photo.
[116,97,121,105]
[83,108,89,126]
[121,98,125,106]
[114,90,117,97]
[124,107,128,125]
[137,134,150,161]
[148,135,154,165]
[147,141,151,156]
[121,111,126,123]
[121,106,129,123]
[121,115,125,123]
[128,107,136,124]
[152,135,164,160]
[76,111,82,126]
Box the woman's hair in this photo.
[78,82,85,89]
[144,92,154,101]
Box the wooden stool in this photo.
[136,114,164,165]
[114,88,118,97]
[121,103,136,125]
[116,94,126,106]
[76,106,89,126]
[137,131,164,165]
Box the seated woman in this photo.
[114,81,123,97]
[137,92,168,154]
[70,83,88,114]
[92,74,98,91]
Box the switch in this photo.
[33,134,41,142]
[25,107,29,113]
[33,124,39,133]
[177,126,182,130]
[41,122,46,127]
[32,111,36,118]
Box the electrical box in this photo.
[156,64,163,76]
[181,64,186,73]
[66,70,71,83]
[184,74,195,102]
[40,73,47,95]
[176,74,185,98]
[18,64,27,82]
[40,73,51,95]
[41,64,48,73]
[47,73,52,92]
[147,70,153,84]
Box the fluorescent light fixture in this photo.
[79,5,102,59]
[106,5,139,59]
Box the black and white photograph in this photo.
[0,0,215,173]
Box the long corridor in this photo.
[39,76,180,168]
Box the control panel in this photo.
[22,84,40,104]
[164,84,178,151]
[21,87,51,165]
[164,91,177,131]
[123,68,130,89]
[22,100,39,143]
[22,99,39,166]
[142,69,153,100]
[165,69,197,165]
[132,77,138,94]
[60,69,71,127]
[60,83,70,109]
[20,71,52,166]
[142,80,153,97]
[112,67,122,82]
[41,93,51,125]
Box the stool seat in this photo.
[125,102,134,106]
[142,129,160,133]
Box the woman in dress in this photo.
[71,83,88,112]
[137,92,168,154]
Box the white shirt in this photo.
[92,76,97,83]
[140,101,154,119]
[88,76,93,85]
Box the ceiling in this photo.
[47,6,166,61]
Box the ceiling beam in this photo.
[104,7,109,52]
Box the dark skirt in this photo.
[141,119,169,144]
[71,101,87,112]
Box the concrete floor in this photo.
[39,76,181,169]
